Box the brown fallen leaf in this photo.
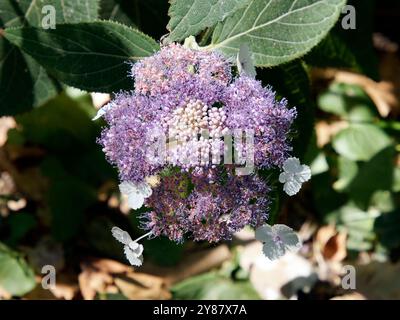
[114,273,171,300]
[79,261,114,300]
[78,258,158,300]
[89,258,134,274]
[312,225,347,286]
[49,273,79,300]
[315,225,347,262]
[23,273,78,300]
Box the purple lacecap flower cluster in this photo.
[99,43,297,243]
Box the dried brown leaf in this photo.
[114,273,170,300]
[315,225,347,262]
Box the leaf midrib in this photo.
[210,0,335,49]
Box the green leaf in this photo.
[0,0,99,115]
[333,156,358,192]
[5,212,37,246]
[348,146,394,209]
[393,167,400,193]
[332,124,392,161]
[375,210,400,250]
[15,90,117,184]
[209,0,346,67]
[171,271,260,300]
[309,153,329,176]
[0,242,36,296]
[0,38,60,115]
[48,177,96,242]
[41,157,97,242]
[370,191,395,214]
[16,92,95,150]
[317,82,377,119]
[167,0,250,42]
[0,0,99,28]
[5,21,159,92]
[96,292,128,300]
[333,203,378,252]
[318,90,349,117]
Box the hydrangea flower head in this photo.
[98,42,304,250]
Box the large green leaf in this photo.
[171,271,260,300]
[5,21,159,92]
[0,0,99,28]
[0,38,60,115]
[167,0,250,42]
[0,0,99,115]
[333,203,378,252]
[208,0,345,66]
[332,124,392,161]
[0,242,36,296]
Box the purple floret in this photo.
[223,76,297,168]
[141,170,270,243]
